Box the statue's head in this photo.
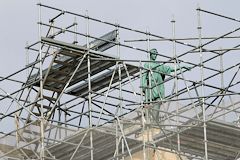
[150,48,158,61]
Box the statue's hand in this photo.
[183,66,192,71]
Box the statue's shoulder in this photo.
[157,64,165,69]
[144,62,161,70]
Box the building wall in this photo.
[125,128,188,160]
[125,148,187,160]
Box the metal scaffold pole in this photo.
[38,2,45,160]
[197,6,208,160]
[219,48,226,121]
[171,16,181,154]
[115,24,120,160]
[74,17,78,44]
[140,61,147,160]
[86,10,94,160]
[146,28,151,160]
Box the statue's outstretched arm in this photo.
[170,65,192,72]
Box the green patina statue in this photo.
[141,48,190,122]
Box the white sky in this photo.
[0,0,240,76]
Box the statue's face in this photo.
[150,49,158,61]
[150,53,157,61]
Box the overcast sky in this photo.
[1,1,240,75]
[0,0,240,94]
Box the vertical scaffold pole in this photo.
[115,24,120,160]
[146,28,151,159]
[25,41,31,104]
[140,61,146,160]
[26,41,29,80]
[219,48,225,121]
[171,16,181,154]
[74,17,78,44]
[86,10,94,160]
[38,2,45,160]
[115,119,119,160]
[20,41,29,146]
[197,6,208,160]
[64,105,67,137]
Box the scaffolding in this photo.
[0,3,240,160]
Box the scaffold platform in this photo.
[27,30,138,97]
[155,120,240,160]
[47,128,142,160]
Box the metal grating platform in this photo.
[67,63,139,97]
[28,30,138,97]
[155,120,240,160]
[28,30,117,92]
